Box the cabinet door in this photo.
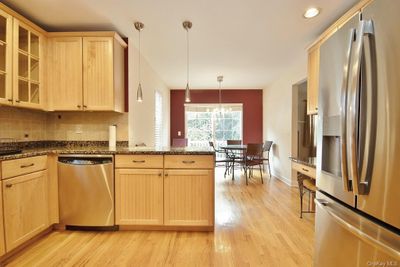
[3,170,49,252]
[0,9,12,106]
[13,19,44,109]
[0,181,5,256]
[164,169,214,226]
[49,37,83,110]
[307,46,320,115]
[115,169,163,225]
[82,37,114,111]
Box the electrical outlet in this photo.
[178,131,182,136]
[75,125,83,134]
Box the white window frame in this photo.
[154,90,163,147]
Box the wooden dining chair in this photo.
[243,143,264,185]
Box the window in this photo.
[185,104,243,147]
[154,91,163,147]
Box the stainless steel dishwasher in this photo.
[58,155,115,228]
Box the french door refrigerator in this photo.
[315,0,400,266]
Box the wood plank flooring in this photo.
[6,168,315,267]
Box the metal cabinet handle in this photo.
[182,160,195,164]
[83,105,88,108]
[301,168,309,172]
[20,163,34,168]
[5,184,12,188]
[15,99,20,103]
[158,173,162,177]
[77,105,81,108]
[132,160,145,163]
[7,99,12,102]
[165,173,169,177]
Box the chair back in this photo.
[246,143,263,158]
[209,141,216,151]
[172,138,188,147]
[263,141,273,152]
[227,140,242,145]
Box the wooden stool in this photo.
[297,174,316,218]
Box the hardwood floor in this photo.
[6,168,315,267]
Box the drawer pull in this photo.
[182,160,195,164]
[302,168,309,172]
[5,184,12,188]
[20,163,35,168]
[132,160,146,163]
[158,173,162,177]
[165,173,169,177]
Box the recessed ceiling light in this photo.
[303,7,321,19]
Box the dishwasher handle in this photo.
[58,157,113,165]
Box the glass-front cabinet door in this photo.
[13,19,43,108]
[0,9,12,105]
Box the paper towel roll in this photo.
[109,125,117,149]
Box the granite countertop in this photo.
[289,156,316,168]
[0,143,215,161]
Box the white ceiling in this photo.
[3,0,359,89]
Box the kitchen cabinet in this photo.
[115,169,164,225]
[48,33,126,112]
[48,37,83,110]
[0,9,12,106]
[12,19,45,109]
[307,46,319,115]
[164,169,214,227]
[0,181,5,257]
[3,170,49,251]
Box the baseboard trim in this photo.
[272,171,293,187]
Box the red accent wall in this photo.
[170,89,263,145]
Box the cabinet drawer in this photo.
[292,162,316,179]
[2,156,47,179]
[115,155,163,169]
[164,155,214,169]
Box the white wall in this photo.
[129,39,170,147]
[263,55,307,186]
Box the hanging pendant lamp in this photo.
[134,21,144,102]
[183,21,192,103]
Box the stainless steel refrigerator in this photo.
[315,0,400,266]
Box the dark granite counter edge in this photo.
[0,149,215,161]
[289,156,316,168]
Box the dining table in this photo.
[220,144,247,180]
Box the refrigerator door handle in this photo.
[348,19,375,195]
[340,28,356,192]
[315,198,400,259]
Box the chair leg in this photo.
[245,167,248,185]
[268,161,272,178]
[259,165,263,184]
[300,192,303,219]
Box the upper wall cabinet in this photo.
[48,33,126,112]
[307,46,319,115]
[0,9,12,106]
[13,19,44,109]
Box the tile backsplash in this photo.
[0,107,128,142]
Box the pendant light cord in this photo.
[186,28,189,85]
[138,29,141,83]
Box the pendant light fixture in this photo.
[134,21,144,102]
[183,21,192,103]
[217,75,224,115]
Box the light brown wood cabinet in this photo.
[48,37,83,110]
[0,9,13,106]
[307,46,319,115]
[48,33,126,112]
[12,19,45,110]
[164,169,214,227]
[115,169,164,225]
[3,170,49,251]
[0,181,5,257]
